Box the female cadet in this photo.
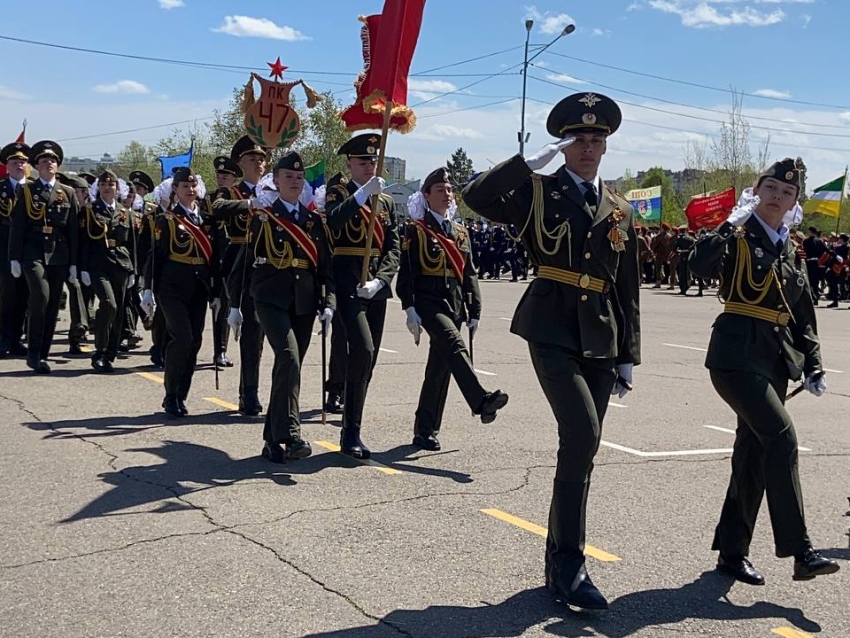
[142,168,220,418]
[396,167,508,451]
[79,171,136,373]
[689,159,839,585]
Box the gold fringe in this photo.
[361,90,417,134]
[299,80,322,109]
[240,74,256,115]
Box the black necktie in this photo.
[776,239,784,252]
[443,220,452,236]
[582,181,598,208]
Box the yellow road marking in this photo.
[80,345,94,353]
[136,371,164,384]
[314,440,401,475]
[481,508,621,562]
[205,397,239,410]
[771,629,813,638]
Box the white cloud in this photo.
[93,80,151,95]
[647,1,786,28]
[158,0,184,9]
[545,73,587,85]
[801,13,812,27]
[0,85,30,100]
[524,6,576,34]
[408,79,457,101]
[212,16,309,41]
[627,1,642,10]
[753,88,791,99]
[591,28,611,36]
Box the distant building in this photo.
[63,153,118,174]
[633,168,704,194]
[385,180,420,218]
[384,156,406,182]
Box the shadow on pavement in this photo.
[301,572,821,637]
[373,444,473,484]
[24,410,243,439]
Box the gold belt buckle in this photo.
[778,312,790,326]
[579,273,591,289]
[107,239,117,248]
[41,226,53,235]
[291,258,301,268]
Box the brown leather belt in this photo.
[537,265,609,293]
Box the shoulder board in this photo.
[326,172,348,189]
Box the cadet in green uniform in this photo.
[79,170,137,373]
[215,136,268,416]
[57,173,93,354]
[142,168,220,418]
[463,93,641,611]
[229,152,335,462]
[673,226,696,296]
[324,134,401,459]
[9,141,80,374]
[689,159,839,586]
[397,168,508,451]
[0,142,31,357]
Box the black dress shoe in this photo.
[324,393,344,414]
[412,433,441,451]
[162,395,183,419]
[286,438,312,460]
[827,301,839,308]
[793,548,840,581]
[716,555,765,586]
[27,356,51,374]
[150,351,164,368]
[262,441,285,464]
[91,358,110,374]
[238,397,263,416]
[177,398,189,416]
[548,566,609,611]
[215,354,234,368]
[477,389,509,424]
[340,428,371,459]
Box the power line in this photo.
[545,50,850,111]
[410,63,523,107]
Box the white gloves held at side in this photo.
[210,297,222,320]
[356,278,385,300]
[81,271,92,287]
[525,137,576,172]
[467,318,479,339]
[127,274,136,290]
[319,307,334,335]
[804,373,826,397]
[611,363,634,399]
[228,308,243,341]
[405,307,422,346]
[141,289,155,317]
[10,260,21,278]
[353,177,386,207]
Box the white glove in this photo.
[67,265,78,284]
[126,274,136,290]
[250,197,266,211]
[10,260,21,279]
[356,278,385,300]
[525,137,576,172]
[141,289,155,317]
[320,307,334,335]
[81,271,92,287]
[467,317,479,339]
[210,297,221,320]
[405,307,422,346]
[353,176,386,207]
[228,307,243,341]
[611,363,634,399]
[727,189,759,226]
[804,373,826,397]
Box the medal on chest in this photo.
[607,206,627,252]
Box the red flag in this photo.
[0,125,26,179]
[340,0,426,133]
[685,187,736,231]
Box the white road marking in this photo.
[475,369,497,377]
[379,348,398,354]
[608,402,628,409]
[499,317,512,322]
[388,299,401,304]
[600,441,734,458]
[824,368,844,374]
[703,425,811,452]
[663,343,707,352]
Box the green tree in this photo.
[294,91,351,177]
[446,147,474,185]
[209,86,247,155]
[115,140,157,180]
[796,156,808,204]
[619,168,638,193]
[640,166,684,225]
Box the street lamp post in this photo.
[518,22,576,155]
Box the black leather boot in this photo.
[162,395,183,419]
[239,387,263,416]
[340,382,370,459]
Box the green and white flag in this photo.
[803,174,846,218]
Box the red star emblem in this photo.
[267,57,287,80]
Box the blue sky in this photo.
[1,0,848,190]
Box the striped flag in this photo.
[803,174,846,217]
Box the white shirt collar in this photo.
[9,176,20,189]
[429,209,446,225]
[180,202,198,217]
[564,168,599,192]
[40,178,55,189]
[753,212,789,246]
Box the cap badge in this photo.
[368,136,378,144]
[785,171,795,180]
[294,162,301,169]
[582,113,597,125]
[44,142,53,149]
[579,93,601,108]
[366,146,376,154]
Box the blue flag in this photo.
[158,140,194,181]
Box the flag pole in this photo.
[359,103,394,286]
[837,165,848,236]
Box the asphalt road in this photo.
[1,279,848,638]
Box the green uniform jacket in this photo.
[462,154,641,364]
[689,217,821,383]
[227,199,335,315]
[324,174,400,301]
[9,180,79,267]
[0,176,29,271]
[211,181,253,242]
[396,213,481,323]
[79,197,136,274]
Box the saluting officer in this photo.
[9,141,80,374]
[214,136,268,416]
[463,93,641,611]
[324,133,401,459]
[0,141,31,358]
[689,159,839,586]
[397,168,508,451]
[229,152,335,462]
[142,168,220,418]
[79,170,137,373]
